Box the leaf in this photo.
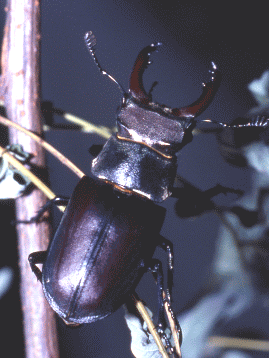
[125,308,162,358]
[124,306,173,358]
[244,141,269,174]
[248,70,269,114]
[0,145,31,199]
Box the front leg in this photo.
[28,251,47,282]
[157,236,174,295]
[148,258,182,352]
[32,196,69,222]
[13,196,69,224]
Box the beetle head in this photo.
[85,32,221,157]
[117,44,221,156]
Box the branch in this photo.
[1,1,59,357]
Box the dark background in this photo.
[0,1,268,357]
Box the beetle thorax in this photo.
[117,98,192,157]
[91,97,189,202]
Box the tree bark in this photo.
[1,1,59,357]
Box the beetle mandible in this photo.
[28,32,268,335]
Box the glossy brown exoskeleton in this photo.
[29,32,263,336]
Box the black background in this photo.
[0,1,268,357]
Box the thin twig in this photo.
[55,110,113,138]
[0,115,84,179]
[1,99,114,139]
[148,277,181,356]
[0,145,65,212]
[208,336,269,352]
[131,293,171,358]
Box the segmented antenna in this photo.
[224,115,269,128]
[202,115,269,128]
[84,31,125,95]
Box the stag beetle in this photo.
[28,32,269,337]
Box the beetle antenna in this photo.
[84,31,126,96]
[202,116,269,128]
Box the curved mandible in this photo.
[129,43,162,103]
[172,62,221,118]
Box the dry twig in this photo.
[1,1,59,357]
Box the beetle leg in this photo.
[28,251,47,282]
[13,196,69,224]
[35,196,69,220]
[148,259,166,329]
[157,236,183,349]
[157,236,174,295]
[33,196,69,222]
[50,196,69,206]
[149,259,182,355]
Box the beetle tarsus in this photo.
[164,293,183,347]
[28,251,47,282]
[37,196,69,219]
[157,321,181,357]
[34,196,69,223]
[148,259,166,328]
[12,196,69,225]
[158,236,174,297]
